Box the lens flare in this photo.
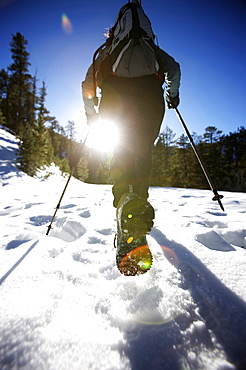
[86,119,119,153]
[160,245,179,268]
[118,245,153,276]
[139,259,152,270]
[62,13,73,34]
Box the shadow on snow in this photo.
[121,228,246,370]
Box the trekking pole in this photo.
[174,107,225,211]
[46,129,90,236]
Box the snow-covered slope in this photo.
[0,125,246,370]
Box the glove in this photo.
[86,112,99,126]
[166,93,180,109]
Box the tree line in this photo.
[151,125,246,192]
[0,33,245,192]
[0,32,88,180]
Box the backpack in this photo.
[93,1,159,92]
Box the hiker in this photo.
[82,0,181,209]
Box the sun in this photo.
[85,119,119,153]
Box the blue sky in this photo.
[1,0,246,140]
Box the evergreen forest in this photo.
[1,33,246,192]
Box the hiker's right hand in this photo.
[86,112,99,126]
[166,93,180,109]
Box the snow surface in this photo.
[1,125,246,370]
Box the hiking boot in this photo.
[115,193,154,276]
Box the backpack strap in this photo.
[110,2,152,72]
[92,2,133,103]
[92,42,107,106]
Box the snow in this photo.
[1,125,246,370]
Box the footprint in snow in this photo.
[207,211,227,217]
[79,210,91,218]
[60,204,77,209]
[50,220,86,242]
[6,239,31,250]
[205,221,227,229]
[220,229,246,248]
[196,230,235,251]
[96,228,113,236]
[25,203,42,209]
[72,252,91,264]
[87,236,106,245]
[48,247,64,258]
[29,215,52,226]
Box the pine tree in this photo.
[203,126,223,144]
[198,126,225,189]
[0,69,10,127]
[17,112,54,176]
[38,80,55,124]
[28,72,39,126]
[57,157,70,175]
[171,134,191,187]
[17,124,38,176]
[76,156,89,181]
[48,119,64,159]
[151,126,176,186]
[0,107,6,126]
[64,120,81,172]
[66,120,77,141]
[8,33,33,134]
[222,126,246,191]
[38,81,64,162]
[35,112,54,167]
